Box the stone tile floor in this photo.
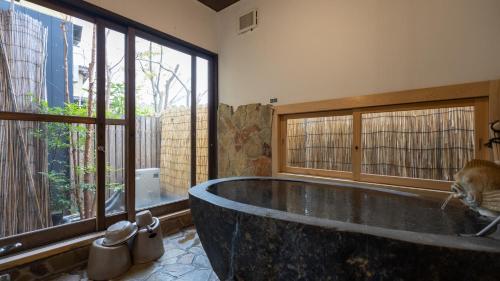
[52,227,219,281]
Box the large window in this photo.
[135,36,192,209]
[361,106,475,181]
[0,0,100,246]
[286,114,353,172]
[0,0,217,256]
[278,93,490,191]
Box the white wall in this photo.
[217,0,500,106]
[85,0,217,52]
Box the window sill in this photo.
[0,209,193,272]
[275,172,451,199]
[0,231,104,272]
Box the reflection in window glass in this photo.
[361,106,475,181]
[105,125,125,215]
[0,0,97,239]
[105,29,125,119]
[135,37,191,210]
[196,57,209,184]
[0,120,96,238]
[287,115,353,171]
[0,0,96,116]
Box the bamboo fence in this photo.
[160,106,208,197]
[361,107,475,181]
[0,9,50,237]
[287,115,353,171]
[196,106,209,184]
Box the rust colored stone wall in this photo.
[218,103,273,177]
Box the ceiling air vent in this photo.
[239,10,257,34]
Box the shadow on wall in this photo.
[218,103,273,177]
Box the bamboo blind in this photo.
[361,106,475,181]
[196,106,209,184]
[0,10,50,237]
[286,115,353,171]
[160,106,208,198]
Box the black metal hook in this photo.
[485,120,500,148]
[490,120,500,133]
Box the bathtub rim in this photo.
[189,176,500,253]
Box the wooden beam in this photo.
[191,56,197,186]
[352,110,361,181]
[0,111,95,124]
[489,80,500,123]
[125,27,136,222]
[474,97,490,160]
[282,166,352,180]
[275,81,490,115]
[271,111,279,176]
[0,231,103,272]
[359,174,452,192]
[0,219,95,259]
[96,20,106,231]
[208,58,218,180]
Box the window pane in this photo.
[196,57,209,184]
[105,125,125,215]
[105,28,125,119]
[0,120,96,238]
[135,37,191,210]
[361,106,475,181]
[287,115,353,171]
[0,1,97,117]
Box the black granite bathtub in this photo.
[189,177,500,281]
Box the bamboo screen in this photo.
[160,106,208,197]
[0,10,50,237]
[196,106,209,184]
[361,106,475,181]
[286,115,353,171]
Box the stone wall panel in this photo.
[218,103,273,177]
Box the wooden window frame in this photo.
[275,80,497,192]
[280,110,354,180]
[0,0,218,257]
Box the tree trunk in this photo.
[61,21,83,219]
[83,25,97,219]
[162,64,179,111]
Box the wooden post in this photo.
[489,80,500,123]
[96,20,106,230]
[125,27,136,221]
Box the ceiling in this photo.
[198,0,240,12]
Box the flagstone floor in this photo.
[52,227,219,281]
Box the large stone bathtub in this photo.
[189,177,500,281]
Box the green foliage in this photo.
[107,82,125,119]
[40,171,72,213]
[105,82,154,117]
[33,98,126,216]
[105,163,124,192]
[136,105,155,117]
[39,100,89,117]
[106,182,124,192]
